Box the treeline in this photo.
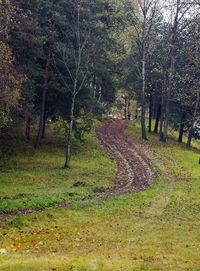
[125,0,200,147]
[0,0,199,167]
[0,0,129,166]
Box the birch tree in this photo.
[133,0,159,140]
[160,0,199,141]
[55,0,92,168]
[186,21,200,147]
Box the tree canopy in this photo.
[0,0,199,165]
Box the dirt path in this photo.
[0,120,154,225]
[96,119,154,198]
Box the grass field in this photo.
[0,131,115,214]
[0,123,200,270]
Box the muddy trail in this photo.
[96,119,154,198]
[0,120,154,225]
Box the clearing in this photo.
[0,120,200,270]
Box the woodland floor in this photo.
[0,120,200,270]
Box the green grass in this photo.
[0,131,116,214]
[126,123,200,180]
[0,123,200,270]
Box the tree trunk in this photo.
[141,58,147,140]
[187,129,193,148]
[128,100,131,120]
[162,41,175,142]
[163,86,170,142]
[178,112,185,143]
[34,46,52,148]
[154,103,161,134]
[159,94,164,141]
[148,92,152,133]
[64,95,75,168]
[124,96,128,120]
[98,86,102,103]
[41,114,46,139]
[161,67,171,142]
[25,113,31,143]
[187,90,200,148]
[159,116,164,141]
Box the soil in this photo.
[0,119,154,225]
[95,119,154,198]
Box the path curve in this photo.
[0,120,154,225]
[96,119,154,198]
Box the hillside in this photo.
[0,121,200,270]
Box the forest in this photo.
[0,0,200,270]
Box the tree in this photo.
[0,0,24,131]
[159,0,198,142]
[53,0,108,167]
[186,21,200,147]
[132,0,159,140]
[33,0,59,148]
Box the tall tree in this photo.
[160,0,198,141]
[54,0,121,167]
[33,0,59,148]
[132,0,159,140]
[0,0,24,131]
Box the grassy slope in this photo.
[0,131,115,214]
[0,124,200,270]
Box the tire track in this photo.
[96,119,154,198]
